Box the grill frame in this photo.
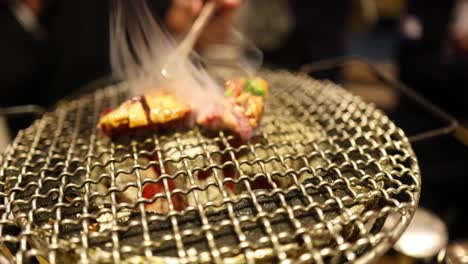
[0,70,421,263]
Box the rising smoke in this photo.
[109,0,224,117]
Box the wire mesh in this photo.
[0,70,420,263]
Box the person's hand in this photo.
[22,0,42,16]
[165,0,242,49]
[452,0,468,56]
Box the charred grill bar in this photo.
[0,71,420,263]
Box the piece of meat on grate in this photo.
[98,91,192,137]
[98,78,268,141]
[197,78,269,141]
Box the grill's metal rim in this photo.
[0,69,421,263]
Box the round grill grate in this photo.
[0,71,420,263]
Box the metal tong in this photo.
[161,1,216,78]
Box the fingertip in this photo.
[192,0,203,14]
[216,0,242,8]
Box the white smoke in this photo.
[109,0,224,116]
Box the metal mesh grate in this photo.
[0,71,420,263]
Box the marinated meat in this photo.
[98,91,191,136]
[99,78,268,141]
[144,91,192,126]
[197,78,268,141]
[98,98,148,136]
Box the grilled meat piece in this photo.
[144,91,192,126]
[98,91,191,136]
[198,78,268,141]
[98,98,148,136]
[98,78,268,141]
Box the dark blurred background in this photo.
[0,0,467,254]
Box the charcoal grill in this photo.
[0,70,420,263]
